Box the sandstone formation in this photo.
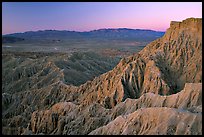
[24,83,202,135]
[90,107,202,135]
[2,18,202,135]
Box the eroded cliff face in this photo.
[2,18,202,135]
[140,18,202,92]
[74,18,202,108]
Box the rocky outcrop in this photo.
[26,83,201,135]
[140,18,202,91]
[89,83,202,135]
[89,107,202,135]
[27,102,111,135]
[109,83,202,119]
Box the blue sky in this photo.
[2,2,202,34]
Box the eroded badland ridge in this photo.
[2,18,202,135]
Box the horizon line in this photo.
[3,27,166,35]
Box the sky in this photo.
[2,2,202,35]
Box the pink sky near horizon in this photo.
[2,2,202,34]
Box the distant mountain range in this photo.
[2,36,25,43]
[2,28,165,43]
